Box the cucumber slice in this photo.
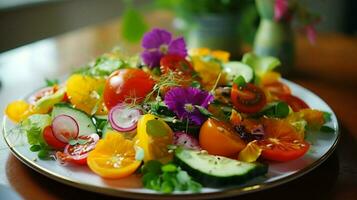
[223,61,254,83]
[101,122,113,138]
[52,103,97,136]
[174,148,268,187]
[94,115,108,121]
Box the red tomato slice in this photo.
[160,54,194,76]
[56,134,99,165]
[62,92,69,102]
[278,94,309,112]
[257,118,310,162]
[230,83,267,113]
[263,81,291,96]
[103,69,155,110]
[43,126,67,149]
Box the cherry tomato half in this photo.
[263,81,291,96]
[160,54,194,76]
[43,126,67,149]
[103,69,155,110]
[278,94,309,112]
[231,83,267,113]
[56,134,99,165]
[257,118,310,162]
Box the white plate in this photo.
[2,79,339,199]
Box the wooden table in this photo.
[1,12,357,200]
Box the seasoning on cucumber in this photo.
[174,148,268,187]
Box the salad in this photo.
[4,28,334,193]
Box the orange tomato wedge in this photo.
[199,118,246,157]
[87,132,141,179]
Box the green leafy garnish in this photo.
[151,67,162,76]
[92,115,108,136]
[195,105,212,117]
[21,114,51,145]
[190,81,201,88]
[141,160,202,193]
[320,125,335,133]
[75,49,134,77]
[161,163,177,173]
[146,119,169,137]
[30,145,41,152]
[45,78,59,86]
[323,112,332,123]
[148,101,175,117]
[38,149,50,160]
[233,75,247,87]
[255,102,289,118]
[20,114,52,160]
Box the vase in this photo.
[183,14,241,59]
[253,0,295,75]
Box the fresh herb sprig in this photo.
[21,114,53,159]
[144,71,181,103]
[141,160,202,193]
[45,78,59,86]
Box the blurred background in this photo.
[0,0,356,52]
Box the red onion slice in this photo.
[52,114,79,143]
[109,103,142,132]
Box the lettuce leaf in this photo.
[242,53,281,77]
[21,114,51,146]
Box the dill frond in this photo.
[143,71,182,103]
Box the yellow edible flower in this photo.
[189,48,230,89]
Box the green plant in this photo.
[120,0,257,44]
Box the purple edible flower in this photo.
[141,28,187,68]
[164,87,214,125]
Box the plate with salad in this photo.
[2,29,339,199]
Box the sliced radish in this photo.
[52,114,79,143]
[109,103,142,132]
[174,132,201,150]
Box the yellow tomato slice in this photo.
[5,100,32,123]
[237,140,262,163]
[135,114,173,163]
[66,74,106,115]
[87,132,141,179]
